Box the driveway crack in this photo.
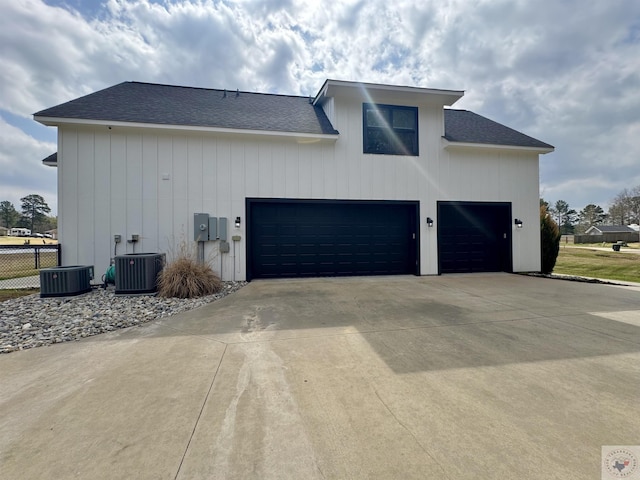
[373,389,453,480]
[174,344,228,480]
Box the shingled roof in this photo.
[444,109,553,150]
[34,82,339,135]
[586,225,637,234]
[42,152,57,167]
[35,81,553,151]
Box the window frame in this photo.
[362,103,419,156]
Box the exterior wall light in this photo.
[515,218,523,228]
[427,217,434,227]
[235,216,241,229]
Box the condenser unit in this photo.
[115,253,165,294]
[40,265,94,298]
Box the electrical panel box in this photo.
[218,217,228,241]
[208,216,218,240]
[219,240,230,253]
[194,213,209,241]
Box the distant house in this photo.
[585,225,637,235]
[9,228,31,237]
[34,79,554,281]
[0,226,8,236]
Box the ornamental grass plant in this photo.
[157,241,222,298]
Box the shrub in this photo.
[540,205,561,274]
[158,244,223,298]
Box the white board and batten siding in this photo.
[58,100,542,281]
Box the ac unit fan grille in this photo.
[115,253,165,294]
[40,265,94,298]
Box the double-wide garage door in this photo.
[248,199,418,280]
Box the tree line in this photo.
[0,194,56,233]
[542,185,640,235]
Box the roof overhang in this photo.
[33,116,339,143]
[442,138,555,155]
[314,79,464,107]
[42,152,57,167]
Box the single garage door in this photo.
[247,199,418,279]
[438,201,512,274]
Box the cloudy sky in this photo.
[1,0,639,216]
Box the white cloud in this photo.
[1,0,639,212]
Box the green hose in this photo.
[103,264,115,286]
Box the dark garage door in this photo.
[438,202,512,274]
[247,199,418,280]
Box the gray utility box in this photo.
[194,213,210,241]
[40,265,94,298]
[115,253,165,295]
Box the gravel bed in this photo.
[0,282,246,354]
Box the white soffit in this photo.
[314,79,464,107]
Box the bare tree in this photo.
[608,186,640,225]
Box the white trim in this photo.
[442,138,554,155]
[314,79,464,107]
[34,116,340,142]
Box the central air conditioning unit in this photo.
[115,253,165,295]
[40,265,94,298]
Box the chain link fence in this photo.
[0,244,61,289]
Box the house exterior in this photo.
[0,226,7,236]
[581,225,639,244]
[9,228,31,237]
[34,79,553,282]
[584,225,636,235]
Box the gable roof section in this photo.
[444,109,554,151]
[586,225,636,234]
[34,82,339,136]
[315,79,464,107]
[35,81,553,152]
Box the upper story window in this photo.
[363,103,418,156]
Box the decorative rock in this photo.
[0,282,247,354]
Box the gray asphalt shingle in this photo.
[35,82,338,135]
[35,81,553,150]
[588,225,637,233]
[444,109,553,149]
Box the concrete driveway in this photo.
[1,274,639,479]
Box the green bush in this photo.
[158,244,222,298]
[540,205,561,274]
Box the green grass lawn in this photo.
[554,246,640,283]
[0,251,58,280]
[0,288,39,302]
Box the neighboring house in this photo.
[34,79,554,281]
[9,228,31,237]
[585,225,637,235]
[0,226,8,236]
